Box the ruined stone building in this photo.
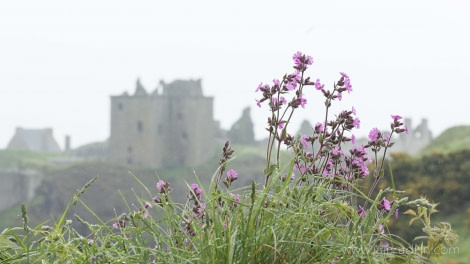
[7,127,61,152]
[227,107,255,145]
[394,118,433,155]
[109,79,218,168]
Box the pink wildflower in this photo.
[156,180,165,192]
[368,128,380,141]
[357,205,366,217]
[226,169,238,182]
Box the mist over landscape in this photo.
[1,1,469,263]
[1,0,469,150]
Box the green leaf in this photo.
[0,235,20,250]
[265,164,278,177]
[408,216,419,226]
[413,235,430,241]
[403,209,416,216]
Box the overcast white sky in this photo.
[1,0,469,149]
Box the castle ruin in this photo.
[227,107,255,145]
[394,118,433,155]
[109,79,218,168]
[7,127,61,152]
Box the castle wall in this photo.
[109,79,216,168]
[110,95,167,167]
[167,96,215,166]
[185,96,216,166]
[150,96,171,167]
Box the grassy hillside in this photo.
[0,143,270,233]
[0,149,62,170]
[2,142,469,262]
[420,125,470,155]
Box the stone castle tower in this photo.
[109,79,217,168]
[227,107,255,145]
[394,118,433,155]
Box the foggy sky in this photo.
[1,0,469,149]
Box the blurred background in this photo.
[1,1,469,262]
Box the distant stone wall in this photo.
[394,118,432,155]
[0,169,43,212]
[109,79,218,168]
[7,127,61,152]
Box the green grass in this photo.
[0,142,466,263]
[0,140,459,263]
[0,140,464,263]
[1,164,457,263]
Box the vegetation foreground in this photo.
[0,52,459,263]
